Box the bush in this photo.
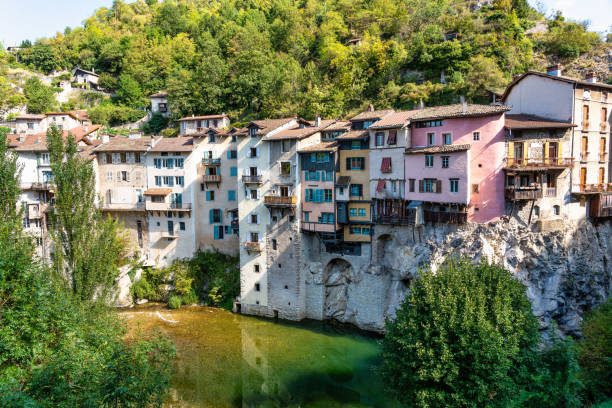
[168,295,182,309]
[181,290,199,306]
[88,103,146,126]
[189,250,240,310]
[579,298,612,403]
[381,258,540,408]
[131,276,154,300]
[143,112,169,135]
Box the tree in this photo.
[116,73,145,108]
[0,129,21,220]
[46,125,129,301]
[23,77,57,114]
[142,112,169,135]
[381,258,540,407]
[19,43,60,74]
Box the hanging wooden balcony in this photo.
[505,187,543,201]
[504,158,573,171]
[573,183,612,195]
[203,174,222,183]
[26,182,53,191]
[590,194,612,218]
[264,195,296,207]
[202,158,221,166]
[372,214,416,226]
[424,210,468,224]
[244,241,261,253]
[242,175,262,184]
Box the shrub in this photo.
[131,276,154,300]
[168,295,182,309]
[381,258,540,408]
[189,250,240,310]
[143,112,169,135]
[88,103,146,126]
[161,127,178,138]
[181,290,199,306]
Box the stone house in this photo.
[72,67,99,89]
[148,91,169,118]
[14,114,46,135]
[178,114,230,135]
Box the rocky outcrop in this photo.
[305,219,612,334]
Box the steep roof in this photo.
[350,109,394,122]
[94,136,157,152]
[263,119,338,140]
[297,141,338,153]
[410,104,510,122]
[505,114,576,130]
[177,114,228,122]
[405,144,471,155]
[369,110,420,129]
[73,67,99,77]
[323,120,351,131]
[502,71,612,101]
[45,111,80,121]
[149,137,194,152]
[149,91,168,98]
[248,118,296,136]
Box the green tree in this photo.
[19,43,60,73]
[0,129,21,220]
[116,73,145,108]
[142,112,169,135]
[23,77,57,114]
[381,258,540,407]
[46,125,128,301]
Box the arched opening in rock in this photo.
[323,259,354,320]
[376,234,396,268]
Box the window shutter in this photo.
[361,157,366,170]
[126,172,130,182]
[217,167,221,175]
[359,184,363,196]
[209,210,214,224]
[419,180,424,193]
[214,226,220,240]
[256,147,260,157]
[168,177,174,187]
[436,180,442,193]
[227,151,231,159]
[346,158,351,170]
[256,214,260,224]
[116,171,121,180]
[311,153,316,163]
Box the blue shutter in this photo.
[228,190,236,201]
[230,167,237,176]
[217,167,221,175]
[209,209,214,224]
[227,151,231,159]
[214,226,220,240]
[311,153,316,162]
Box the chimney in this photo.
[585,71,597,83]
[368,104,374,112]
[315,114,321,127]
[460,95,467,114]
[91,67,95,74]
[546,64,562,77]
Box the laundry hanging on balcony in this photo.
[376,179,386,192]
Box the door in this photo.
[280,186,289,197]
[580,168,587,189]
[548,142,558,163]
[514,143,523,164]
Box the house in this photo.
[95,136,160,260]
[72,67,99,89]
[178,114,230,136]
[14,114,46,135]
[404,103,510,223]
[502,65,612,220]
[149,91,170,118]
[45,112,84,131]
[145,137,198,266]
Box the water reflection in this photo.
[120,305,398,408]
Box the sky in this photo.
[0,0,610,48]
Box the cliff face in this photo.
[304,219,612,334]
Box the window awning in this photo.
[144,188,172,196]
[376,179,386,192]
[407,201,423,209]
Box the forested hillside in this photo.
[3,0,607,122]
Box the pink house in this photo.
[404,104,510,223]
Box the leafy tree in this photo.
[381,258,540,408]
[46,125,129,301]
[88,103,147,126]
[116,73,146,108]
[0,128,21,227]
[23,77,57,114]
[143,112,169,135]
[19,43,60,73]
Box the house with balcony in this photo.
[149,91,169,118]
[404,103,510,223]
[192,125,242,256]
[146,137,199,266]
[178,114,230,136]
[502,65,612,220]
[503,114,576,223]
[95,136,160,258]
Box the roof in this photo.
[335,130,368,140]
[45,112,80,121]
[336,176,351,187]
[249,118,296,135]
[350,109,395,122]
[12,125,101,152]
[410,104,510,122]
[323,120,351,131]
[177,114,228,122]
[149,91,168,98]
[505,114,576,130]
[73,67,99,77]
[263,119,338,140]
[69,110,89,122]
[298,141,338,153]
[370,110,420,129]
[405,144,471,155]
[15,114,46,120]
[502,71,612,101]
[149,137,194,152]
[94,136,156,152]
[144,188,172,196]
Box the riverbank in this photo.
[120,304,398,407]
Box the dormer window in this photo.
[208,134,216,143]
[249,128,257,137]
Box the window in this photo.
[349,184,363,197]
[347,157,365,170]
[324,189,332,202]
[175,158,184,168]
[441,156,449,168]
[320,213,335,224]
[228,190,236,201]
[553,205,560,216]
[152,195,164,203]
[27,122,34,129]
[227,150,237,159]
[210,209,222,224]
[409,178,415,192]
[107,172,113,181]
[250,232,259,242]
[381,157,392,173]
[358,208,366,217]
[281,140,292,152]
[206,191,215,201]
[208,134,216,143]
[254,264,260,273]
[250,213,259,224]
[121,171,128,181]
[179,222,186,231]
[248,147,257,158]
[425,155,434,167]
[351,140,361,150]
[303,211,310,222]
[424,179,435,193]
[472,183,479,194]
[416,120,443,128]
[175,176,184,186]
[450,178,459,193]
[473,132,480,141]
[249,189,258,200]
[387,130,397,145]
[443,133,452,145]
[154,158,162,168]
[350,208,358,216]
[105,153,112,164]
[214,225,224,240]
[249,127,257,137]
[155,176,162,186]
[230,166,237,177]
[200,183,205,191]
[310,152,329,163]
[427,133,435,146]
[231,135,237,143]
[255,283,260,292]
[120,152,127,163]
[280,161,291,175]
[375,132,384,147]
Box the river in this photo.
[120,304,399,408]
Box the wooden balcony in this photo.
[574,183,612,195]
[424,210,467,224]
[590,194,612,218]
[244,242,261,253]
[202,158,221,166]
[505,187,543,201]
[264,195,296,207]
[242,175,262,184]
[26,182,53,191]
[301,221,336,234]
[101,202,146,212]
[545,187,557,197]
[203,174,222,183]
[372,214,416,226]
[504,158,573,171]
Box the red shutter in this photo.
[387,130,397,145]
[376,179,385,192]
[380,157,391,172]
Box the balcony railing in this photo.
[244,242,261,252]
[203,174,222,183]
[591,194,612,218]
[27,182,53,191]
[505,187,543,201]
[545,187,557,197]
[242,175,262,184]
[202,158,221,166]
[600,152,608,163]
[162,230,178,239]
[504,158,573,169]
[170,202,192,210]
[575,183,612,193]
[424,210,468,224]
[580,152,589,162]
[102,202,146,211]
[264,195,296,207]
[300,221,336,234]
[372,214,416,226]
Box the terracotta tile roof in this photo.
[73,67,99,77]
[323,120,351,131]
[149,91,168,98]
[177,114,228,122]
[249,118,296,135]
[12,125,102,152]
[297,141,338,152]
[410,104,510,122]
[144,188,172,196]
[336,176,351,187]
[405,144,471,155]
[502,71,612,101]
[45,112,80,121]
[149,136,194,152]
[15,114,46,120]
[94,136,156,152]
[335,130,368,140]
[69,110,89,122]
[505,114,576,130]
[350,109,394,121]
[370,110,420,129]
[264,119,338,140]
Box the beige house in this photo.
[178,114,230,136]
[95,136,160,259]
[149,91,169,118]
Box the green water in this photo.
[120,304,398,408]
